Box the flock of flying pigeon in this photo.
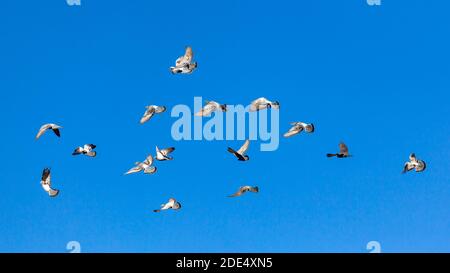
[35,46,427,212]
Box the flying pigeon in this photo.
[72,144,97,157]
[249,97,280,112]
[195,100,227,116]
[155,146,176,161]
[153,198,182,212]
[170,46,197,74]
[125,155,157,175]
[402,153,426,174]
[228,186,259,197]
[228,140,250,161]
[140,105,166,124]
[327,142,351,158]
[40,168,60,197]
[284,122,315,138]
[35,123,62,140]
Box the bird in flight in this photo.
[402,153,426,174]
[40,168,60,197]
[156,146,176,161]
[249,97,280,112]
[284,122,315,138]
[170,46,197,74]
[140,105,166,124]
[195,100,227,116]
[228,140,250,161]
[153,198,182,213]
[35,123,62,140]
[124,155,157,175]
[327,142,351,158]
[228,186,259,197]
[72,144,97,157]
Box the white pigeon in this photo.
[402,153,426,174]
[195,100,227,116]
[124,155,157,175]
[153,198,182,212]
[249,97,280,112]
[155,146,176,161]
[72,144,97,157]
[170,46,197,74]
[140,105,166,124]
[227,140,250,161]
[35,123,62,140]
[228,186,259,197]
[40,168,60,197]
[284,122,315,138]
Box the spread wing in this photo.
[52,128,61,137]
[195,102,218,116]
[228,188,244,197]
[339,142,349,155]
[85,151,97,157]
[72,147,83,155]
[155,106,166,114]
[36,124,51,139]
[161,147,175,156]
[125,165,142,175]
[176,46,193,66]
[85,144,96,150]
[249,97,267,112]
[402,162,415,173]
[237,140,250,155]
[140,107,156,124]
[41,168,51,185]
[284,124,303,138]
[144,155,154,166]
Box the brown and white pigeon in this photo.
[249,97,280,112]
[170,46,197,74]
[402,153,426,174]
[327,142,351,158]
[35,123,62,140]
[284,122,315,138]
[140,105,166,124]
[153,198,182,212]
[228,140,250,161]
[40,168,60,197]
[228,186,259,197]
[125,155,157,175]
[72,144,97,157]
[195,100,227,116]
[155,146,176,161]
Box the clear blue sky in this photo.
[0,0,449,253]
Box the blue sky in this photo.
[0,0,449,253]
